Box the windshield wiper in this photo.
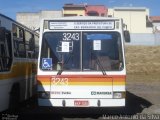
[57,53,73,75]
[57,52,107,76]
[92,52,107,75]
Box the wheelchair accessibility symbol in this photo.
[42,58,52,70]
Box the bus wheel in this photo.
[9,83,20,112]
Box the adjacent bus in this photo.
[37,17,127,108]
[0,13,39,111]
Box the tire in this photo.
[9,83,20,112]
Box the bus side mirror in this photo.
[0,27,5,41]
[124,30,130,42]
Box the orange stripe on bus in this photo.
[37,76,125,81]
[37,75,125,86]
[38,82,125,86]
[68,82,112,85]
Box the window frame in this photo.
[0,27,13,72]
[12,23,26,58]
[40,31,124,72]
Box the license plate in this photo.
[74,100,89,107]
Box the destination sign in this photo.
[49,21,114,30]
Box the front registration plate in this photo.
[74,100,89,107]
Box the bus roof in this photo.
[0,13,38,35]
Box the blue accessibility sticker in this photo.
[42,58,52,70]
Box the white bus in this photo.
[0,13,39,112]
[37,17,127,108]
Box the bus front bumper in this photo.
[38,98,125,107]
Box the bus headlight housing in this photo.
[113,92,125,99]
[38,91,50,99]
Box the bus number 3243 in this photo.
[51,77,69,85]
[63,33,80,41]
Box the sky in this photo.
[0,0,160,20]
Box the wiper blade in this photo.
[92,52,107,75]
[95,57,107,75]
[57,53,73,75]
[57,69,63,75]
[56,62,63,75]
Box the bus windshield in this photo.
[40,32,123,72]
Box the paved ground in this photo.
[1,74,160,120]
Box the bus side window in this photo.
[34,35,39,58]
[25,31,35,58]
[12,24,17,37]
[12,24,26,58]
[0,27,12,72]
[12,24,19,57]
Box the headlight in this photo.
[38,91,50,99]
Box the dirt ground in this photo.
[125,45,160,114]
[125,45,160,75]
